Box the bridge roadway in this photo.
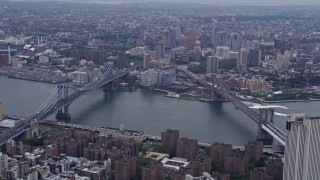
[0,70,129,146]
[177,66,286,145]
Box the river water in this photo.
[1,76,320,144]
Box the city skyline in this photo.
[4,0,320,5]
[0,0,320,179]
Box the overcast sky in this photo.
[5,0,320,5]
[157,0,320,5]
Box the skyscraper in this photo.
[143,53,150,70]
[237,48,248,73]
[212,18,217,46]
[248,49,261,67]
[276,51,291,72]
[215,31,227,47]
[155,43,165,60]
[283,114,320,180]
[206,56,219,74]
[184,30,197,50]
[227,33,241,52]
[162,32,172,49]
[116,50,127,69]
[216,46,230,59]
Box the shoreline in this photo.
[153,88,171,94]
[4,75,320,104]
[261,98,320,103]
[7,75,71,84]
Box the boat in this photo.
[199,98,214,102]
[165,92,179,98]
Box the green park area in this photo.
[264,93,320,101]
[187,58,237,74]
[218,58,237,70]
[23,129,65,147]
[179,93,206,101]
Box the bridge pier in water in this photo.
[257,108,275,144]
[211,91,225,102]
[56,105,71,121]
[103,81,118,92]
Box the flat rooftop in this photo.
[0,119,17,128]
[161,157,190,170]
[146,152,169,161]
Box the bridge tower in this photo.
[26,121,39,139]
[257,108,274,144]
[211,91,224,101]
[56,84,71,121]
[103,81,118,92]
[210,76,226,102]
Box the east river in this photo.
[1,76,320,144]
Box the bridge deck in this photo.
[0,68,128,146]
[177,66,285,145]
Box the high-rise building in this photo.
[184,30,197,50]
[224,155,249,176]
[237,48,248,73]
[0,102,3,121]
[210,143,233,162]
[155,43,165,60]
[143,53,150,70]
[276,51,291,72]
[176,137,198,160]
[175,26,182,41]
[266,160,283,180]
[163,32,172,49]
[161,129,179,151]
[116,50,127,68]
[216,46,230,59]
[7,43,12,65]
[227,33,241,52]
[215,31,228,47]
[250,169,274,180]
[283,114,320,180]
[244,141,263,161]
[248,49,261,67]
[141,162,163,180]
[260,42,275,57]
[212,18,217,46]
[0,153,8,176]
[187,159,211,177]
[115,157,136,180]
[185,18,192,33]
[6,140,15,156]
[18,161,29,178]
[141,69,159,87]
[206,56,219,74]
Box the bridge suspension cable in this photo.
[34,86,58,113]
[79,65,113,91]
[78,65,109,90]
[28,85,68,122]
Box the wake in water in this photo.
[243,101,289,117]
